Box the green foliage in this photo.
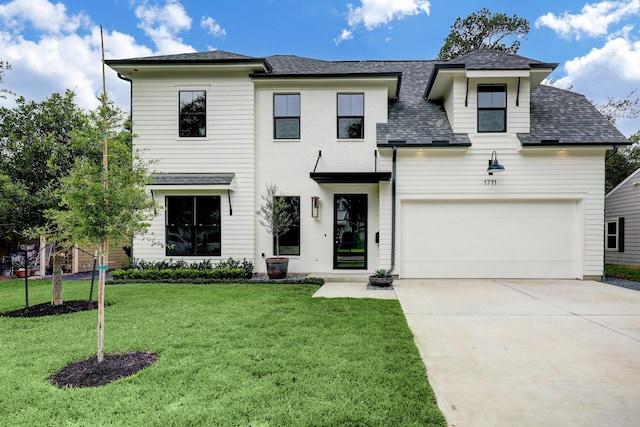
[438,8,530,60]
[258,183,292,257]
[0,91,98,238]
[44,95,158,252]
[120,257,254,279]
[374,269,390,278]
[110,267,247,282]
[0,59,14,99]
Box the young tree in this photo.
[258,183,292,258]
[46,95,157,362]
[438,8,530,60]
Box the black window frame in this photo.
[273,93,301,139]
[477,84,507,133]
[337,93,364,139]
[273,196,301,256]
[179,90,207,138]
[165,196,221,256]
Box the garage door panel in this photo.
[401,200,578,278]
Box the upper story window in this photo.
[274,94,300,139]
[166,196,221,256]
[477,85,506,133]
[337,93,364,139]
[179,90,206,137]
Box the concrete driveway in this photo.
[394,279,640,427]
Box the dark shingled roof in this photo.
[107,49,627,147]
[445,48,553,70]
[518,85,629,145]
[151,173,235,185]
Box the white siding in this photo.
[605,169,640,266]
[377,147,607,279]
[130,71,256,263]
[254,81,389,275]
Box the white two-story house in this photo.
[106,48,628,280]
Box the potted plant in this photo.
[369,269,394,287]
[258,183,293,279]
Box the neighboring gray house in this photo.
[605,168,640,267]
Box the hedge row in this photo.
[111,267,247,282]
[108,276,325,285]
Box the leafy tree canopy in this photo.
[0,90,99,238]
[438,8,530,60]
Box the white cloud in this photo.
[536,0,640,40]
[333,28,353,45]
[554,36,640,136]
[0,0,90,34]
[201,16,226,38]
[335,0,429,43]
[135,0,194,54]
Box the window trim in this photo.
[273,93,301,139]
[178,90,207,138]
[337,93,364,139]
[165,195,221,257]
[606,217,625,252]
[273,196,301,256]
[477,84,507,133]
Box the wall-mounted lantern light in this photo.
[311,196,320,218]
[487,151,505,175]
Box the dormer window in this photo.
[477,85,506,133]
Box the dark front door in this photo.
[334,194,367,269]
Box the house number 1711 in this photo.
[484,179,497,186]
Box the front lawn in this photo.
[0,279,445,426]
[606,264,640,281]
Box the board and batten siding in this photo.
[605,169,640,266]
[447,75,530,136]
[377,147,607,279]
[253,82,389,274]
[130,71,256,263]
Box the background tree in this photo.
[0,59,14,99]
[438,8,530,60]
[595,91,640,192]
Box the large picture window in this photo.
[337,93,364,139]
[273,196,300,256]
[179,90,206,137]
[166,196,221,256]
[477,85,506,132]
[274,94,300,139]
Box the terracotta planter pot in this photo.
[368,275,393,287]
[15,268,32,278]
[266,257,289,279]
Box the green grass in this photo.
[0,279,445,426]
[605,264,640,281]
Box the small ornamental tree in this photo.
[258,183,292,258]
[46,96,158,362]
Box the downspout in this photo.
[387,146,397,275]
[117,72,134,259]
[605,144,619,160]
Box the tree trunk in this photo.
[51,249,63,306]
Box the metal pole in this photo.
[89,252,97,301]
[24,249,29,308]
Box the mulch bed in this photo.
[50,352,158,388]
[0,300,99,318]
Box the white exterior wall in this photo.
[254,81,389,275]
[449,76,530,135]
[378,147,607,279]
[605,169,640,266]
[130,71,256,263]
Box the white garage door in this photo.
[401,200,579,279]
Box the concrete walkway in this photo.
[314,279,640,427]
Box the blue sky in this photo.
[1,0,639,135]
